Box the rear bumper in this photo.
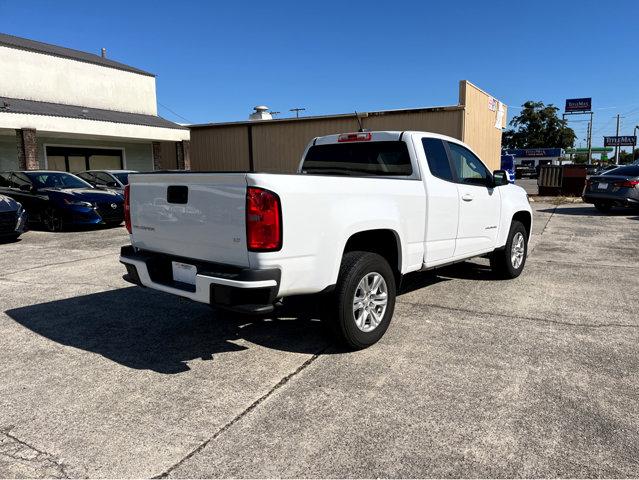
[582,192,639,206]
[119,246,280,314]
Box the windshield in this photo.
[602,166,639,177]
[26,172,93,190]
[301,141,413,176]
[112,173,130,185]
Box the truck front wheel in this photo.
[326,251,396,350]
[490,220,527,279]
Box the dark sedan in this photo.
[76,169,136,193]
[583,165,639,212]
[0,171,124,231]
[0,194,28,241]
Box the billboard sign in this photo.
[504,148,563,158]
[604,136,637,147]
[565,98,592,112]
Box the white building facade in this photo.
[0,33,190,172]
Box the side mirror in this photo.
[106,181,119,188]
[492,170,510,187]
[19,184,33,192]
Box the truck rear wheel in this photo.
[490,220,527,279]
[326,251,396,350]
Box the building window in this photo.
[46,146,123,172]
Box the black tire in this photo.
[490,220,527,279]
[42,207,63,232]
[325,251,396,350]
[594,202,613,213]
[0,234,21,243]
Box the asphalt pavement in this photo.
[0,202,638,478]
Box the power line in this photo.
[158,102,192,124]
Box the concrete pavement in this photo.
[0,202,638,478]
[515,178,538,195]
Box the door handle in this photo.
[462,194,474,202]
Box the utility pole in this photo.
[587,111,593,164]
[614,114,621,164]
[290,108,306,118]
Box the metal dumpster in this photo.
[561,164,588,196]
[537,164,588,196]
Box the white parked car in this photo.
[120,131,532,349]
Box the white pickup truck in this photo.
[120,131,532,349]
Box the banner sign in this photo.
[604,136,637,147]
[565,98,592,112]
[504,148,562,158]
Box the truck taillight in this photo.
[338,132,372,142]
[246,187,282,251]
[124,184,131,233]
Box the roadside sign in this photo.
[604,136,637,147]
[565,98,592,113]
[504,148,562,158]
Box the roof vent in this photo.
[101,48,107,58]
[249,105,273,121]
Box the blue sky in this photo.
[2,0,638,147]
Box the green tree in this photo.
[503,101,576,149]
[618,148,639,164]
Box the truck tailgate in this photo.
[128,173,249,267]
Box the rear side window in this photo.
[302,141,413,176]
[422,138,453,181]
[10,173,32,189]
[603,166,639,176]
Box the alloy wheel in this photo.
[511,232,525,269]
[352,272,388,332]
[43,208,62,232]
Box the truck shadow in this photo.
[400,261,499,284]
[5,262,497,374]
[5,286,328,375]
[538,206,639,217]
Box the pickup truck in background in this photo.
[120,131,532,349]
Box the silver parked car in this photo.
[582,165,639,212]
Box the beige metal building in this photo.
[183,80,507,173]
